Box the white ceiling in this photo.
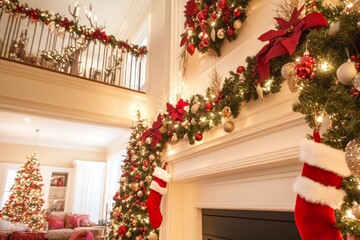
[0,110,131,151]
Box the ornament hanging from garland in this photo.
[180,0,251,57]
[295,50,316,80]
[337,59,357,86]
[345,136,360,181]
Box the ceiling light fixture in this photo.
[24,117,31,122]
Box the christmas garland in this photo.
[0,0,147,57]
[109,0,360,239]
[180,0,250,57]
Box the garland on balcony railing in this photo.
[0,0,148,57]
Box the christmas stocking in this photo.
[294,137,351,240]
[147,166,171,229]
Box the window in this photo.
[1,169,17,207]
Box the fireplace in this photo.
[202,209,301,240]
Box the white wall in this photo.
[0,142,106,168]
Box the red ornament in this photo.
[217,0,227,9]
[204,101,213,111]
[295,53,316,79]
[143,160,149,167]
[236,66,245,74]
[202,37,209,47]
[118,225,127,237]
[195,132,203,141]
[211,12,217,20]
[234,8,241,17]
[187,43,195,55]
[226,28,234,36]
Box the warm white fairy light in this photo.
[316,115,324,123]
[320,61,332,71]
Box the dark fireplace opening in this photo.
[202,209,301,240]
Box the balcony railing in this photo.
[0,4,147,91]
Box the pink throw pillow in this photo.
[78,214,91,227]
[65,214,81,228]
[47,217,64,230]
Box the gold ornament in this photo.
[126,231,132,238]
[191,102,200,114]
[137,190,144,198]
[328,22,340,37]
[222,107,232,118]
[132,219,138,226]
[149,154,156,161]
[287,75,301,92]
[233,20,242,29]
[345,136,360,180]
[139,181,144,187]
[146,175,152,183]
[145,137,152,145]
[217,29,225,39]
[148,232,158,240]
[281,62,296,79]
[191,118,197,126]
[223,121,235,133]
[352,204,360,220]
[171,133,178,143]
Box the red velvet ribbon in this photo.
[166,99,189,122]
[141,114,163,149]
[256,6,328,82]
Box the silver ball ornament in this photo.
[345,136,360,180]
[337,61,357,86]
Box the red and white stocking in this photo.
[294,138,351,240]
[147,166,171,229]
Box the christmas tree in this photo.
[108,111,162,240]
[0,152,46,231]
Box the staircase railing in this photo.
[0,0,148,91]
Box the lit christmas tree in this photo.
[108,110,162,240]
[0,152,46,231]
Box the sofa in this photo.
[46,212,103,240]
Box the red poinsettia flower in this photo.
[118,225,127,236]
[141,114,164,149]
[184,0,198,16]
[166,99,189,122]
[255,5,328,82]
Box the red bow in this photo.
[166,99,189,122]
[255,6,327,82]
[141,114,163,149]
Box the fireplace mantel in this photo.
[161,86,309,240]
